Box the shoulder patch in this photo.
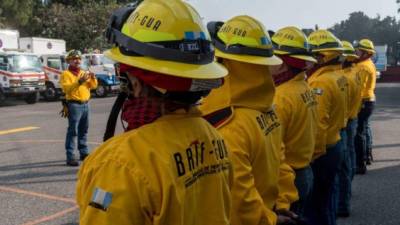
[89,187,113,211]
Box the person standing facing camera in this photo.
[60,50,98,166]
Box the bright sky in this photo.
[187,0,399,31]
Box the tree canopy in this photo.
[330,11,400,65]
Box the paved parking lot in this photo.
[0,83,399,225]
[0,96,121,225]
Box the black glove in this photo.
[59,99,68,118]
[276,209,309,225]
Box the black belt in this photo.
[67,100,88,104]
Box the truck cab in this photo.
[82,53,119,97]
[40,54,67,101]
[0,50,46,104]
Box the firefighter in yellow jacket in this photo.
[305,30,348,225]
[76,1,232,224]
[201,17,298,225]
[60,50,98,166]
[271,26,318,217]
[336,41,360,217]
[354,39,377,174]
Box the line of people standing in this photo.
[62,0,377,224]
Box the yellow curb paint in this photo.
[0,127,40,136]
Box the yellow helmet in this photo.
[210,15,282,66]
[356,39,375,54]
[271,26,317,63]
[308,29,344,53]
[104,0,227,79]
[66,49,82,60]
[342,40,359,61]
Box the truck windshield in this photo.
[47,57,64,70]
[7,55,42,73]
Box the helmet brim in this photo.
[343,53,359,61]
[357,47,375,54]
[104,47,228,79]
[274,50,317,63]
[312,47,344,53]
[215,49,282,66]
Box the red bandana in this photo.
[68,65,80,76]
[273,70,299,86]
[121,97,185,131]
[273,56,307,86]
[118,64,223,92]
[119,64,192,91]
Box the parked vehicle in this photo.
[0,30,19,51]
[373,45,388,79]
[40,54,67,101]
[19,37,66,55]
[0,50,46,104]
[82,53,119,97]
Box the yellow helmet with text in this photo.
[272,26,317,63]
[104,0,227,79]
[210,15,282,66]
[356,39,375,54]
[308,29,344,53]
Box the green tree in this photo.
[0,0,41,28]
[330,11,400,65]
[22,2,119,51]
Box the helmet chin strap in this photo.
[103,91,128,142]
[103,71,131,142]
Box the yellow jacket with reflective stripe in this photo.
[60,69,98,101]
[343,65,363,119]
[357,59,377,101]
[308,65,348,159]
[76,110,233,225]
[273,73,318,169]
[200,59,297,224]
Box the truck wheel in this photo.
[0,90,5,105]
[44,83,59,101]
[95,82,109,98]
[25,92,39,104]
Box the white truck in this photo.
[19,37,66,55]
[0,30,19,51]
[373,45,388,79]
[40,54,68,101]
[0,50,46,104]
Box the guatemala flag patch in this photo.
[89,187,113,211]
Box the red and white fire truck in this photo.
[0,50,46,104]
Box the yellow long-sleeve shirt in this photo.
[60,69,98,102]
[273,73,318,169]
[357,59,377,101]
[343,65,363,119]
[77,109,232,225]
[200,59,297,224]
[308,65,348,159]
